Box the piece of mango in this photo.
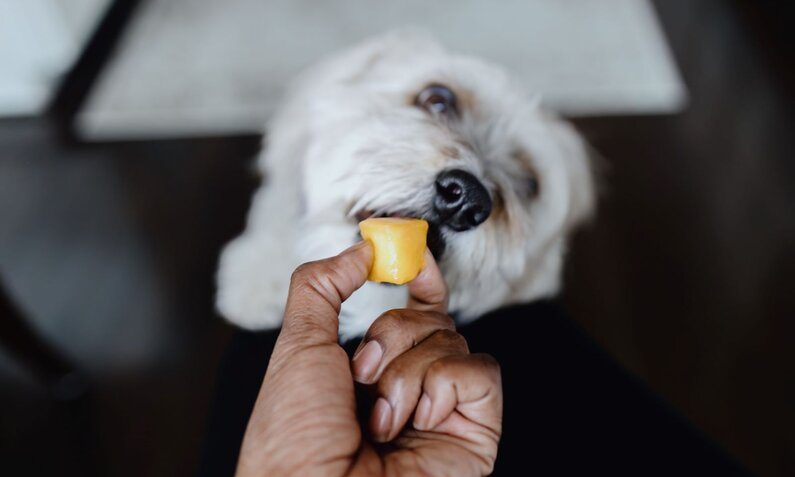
[359,217,428,284]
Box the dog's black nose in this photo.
[434,169,492,231]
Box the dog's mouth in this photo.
[353,209,447,260]
[353,209,403,222]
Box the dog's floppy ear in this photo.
[312,28,446,84]
[547,116,598,230]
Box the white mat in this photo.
[77,0,686,140]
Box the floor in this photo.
[0,0,792,476]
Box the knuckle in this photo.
[473,352,499,368]
[290,260,339,299]
[382,308,410,322]
[292,259,335,281]
[432,329,468,350]
[290,261,318,284]
[425,357,452,380]
[424,353,501,386]
[369,309,410,335]
[470,353,502,380]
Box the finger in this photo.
[413,353,502,437]
[406,248,448,314]
[238,242,373,476]
[370,329,469,442]
[351,309,455,384]
[280,240,373,346]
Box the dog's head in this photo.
[286,30,596,322]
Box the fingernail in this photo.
[371,397,393,442]
[414,393,432,430]
[351,340,382,383]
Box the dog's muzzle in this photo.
[433,169,492,232]
[353,169,491,261]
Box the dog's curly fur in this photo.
[216,30,596,339]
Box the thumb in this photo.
[406,248,449,314]
[238,241,373,476]
[281,241,373,345]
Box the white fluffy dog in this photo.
[216,30,596,339]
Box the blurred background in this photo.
[0,0,792,475]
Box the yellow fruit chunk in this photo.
[359,217,428,284]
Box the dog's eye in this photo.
[415,84,458,116]
[526,177,540,198]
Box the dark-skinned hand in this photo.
[236,241,502,476]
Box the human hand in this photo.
[236,242,502,476]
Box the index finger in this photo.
[406,248,448,314]
[281,240,373,346]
